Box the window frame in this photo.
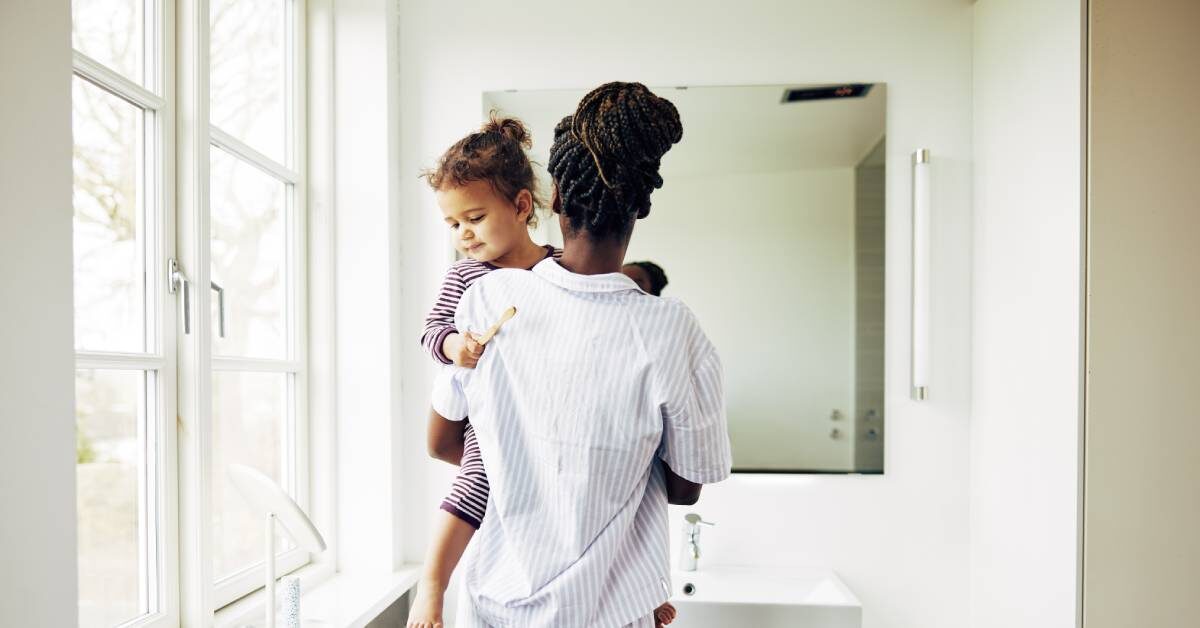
[175,0,314,615]
[71,0,179,625]
[71,0,319,625]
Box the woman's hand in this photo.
[443,332,485,368]
[427,408,467,465]
[654,602,677,627]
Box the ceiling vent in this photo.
[782,84,873,103]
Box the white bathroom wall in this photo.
[393,2,975,627]
[627,168,856,471]
[0,2,78,625]
[330,0,406,573]
[970,0,1082,627]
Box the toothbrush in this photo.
[476,306,517,346]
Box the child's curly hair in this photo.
[421,113,547,227]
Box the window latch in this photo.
[168,258,191,334]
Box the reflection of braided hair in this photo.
[548,82,683,239]
[626,260,669,296]
[421,112,547,227]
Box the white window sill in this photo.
[216,563,423,628]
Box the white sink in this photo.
[667,566,861,628]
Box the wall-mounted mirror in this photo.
[486,83,886,474]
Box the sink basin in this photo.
[667,566,861,628]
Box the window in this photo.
[206,0,309,608]
[71,1,309,624]
[72,1,170,625]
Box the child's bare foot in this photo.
[654,601,677,627]
[406,580,446,628]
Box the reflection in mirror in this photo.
[486,84,886,474]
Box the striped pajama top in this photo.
[421,245,561,528]
[431,259,732,628]
[421,245,562,365]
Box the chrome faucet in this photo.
[679,513,715,572]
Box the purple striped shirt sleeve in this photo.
[421,264,469,364]
[421,249,561,365]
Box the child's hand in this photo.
[443,331,485,368]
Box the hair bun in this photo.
[573,82,682,172]
[482,113,533,150]
[546,83,684,239]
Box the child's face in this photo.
[437,179,532,262]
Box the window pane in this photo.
[210,147,287,359]
[76,369,150,627]
[73,77,147,353]
[72,0,144,85]
[212,371,293,580]
[210,0,287,163]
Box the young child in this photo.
[407,115,678,628]
[407,114,559,628]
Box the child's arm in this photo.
[406,511,476,628]
[421,266,465,365]
[421,265,485,367]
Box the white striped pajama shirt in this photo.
[432,259,732,628]
[421,245,562,529]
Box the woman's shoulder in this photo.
[460,266,533,299]
[637,295,705,336]
[455,266,543,325]
[651,295,695,315]
[630,297,716,379]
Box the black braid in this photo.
[548,82,683,240]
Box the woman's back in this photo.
[431,259,730,628]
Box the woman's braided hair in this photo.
[548,82,683,239]
[421,112,546,227]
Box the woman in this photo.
[429,82,731,628]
